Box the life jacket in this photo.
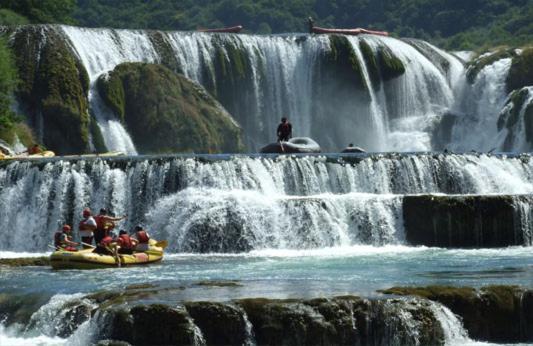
[94,215,106,230]
[118,234,133,249]
[54,231,63,248]
[54,231,72,248]
[136,230,149,244]
[100,236,114,247]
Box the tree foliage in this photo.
[71,0,533,50]
[0,0,76,24]
[0,37,19,141]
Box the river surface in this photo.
[2,246,532,301]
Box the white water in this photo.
[54,26,466,152]
[451,58,513,151]
[1,154,532,252]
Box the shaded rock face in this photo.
[99,296,444,346]
[507,48,533,93]
[97,62,244,154]
[497,87,533,150]
[381,285,533,343]
[403,194,533,248]
[8,26,90,154]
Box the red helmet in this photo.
[82,208,91,218]
[62,224,71,231]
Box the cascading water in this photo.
[55,25,465,152]
[1,153,533,252]
[451,57,513,152]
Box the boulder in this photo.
[97,62,244,154]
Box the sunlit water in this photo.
[2,246,532,300]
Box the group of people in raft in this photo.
[54,207,151,256]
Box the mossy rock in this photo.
[9,26,90,154]
[507,47,533,93]
[89,116,107,153]
[0,256,49,267]
[467,48,517,84]
[326,35,367,90]
[497,88,533,150]
[525,99,533,143]
[376,45,406,81]
[97,62,244,154]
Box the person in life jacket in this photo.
[93,208,127,245]
[132,225,151,252]
[54,224,78,251]
[93,234,117,255]
[277,117,292,142]
[117,230,138,255]
[79,208,97,247]
[26,143,42,155]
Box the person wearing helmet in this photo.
[54,224,78,251]
[93,208,127,245]
[79,208,97,247]
[277,117,292,142]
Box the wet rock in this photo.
[381,285,533,342]
[507,47,533,93]
[185,302,249,345]
[106,304,200,346]
[0,256,49,267]
[403,194,529,248]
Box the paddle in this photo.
[279,140,285,153]
[81,242,96,248]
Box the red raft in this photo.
[199,25,243,33]
[311,26,388,37]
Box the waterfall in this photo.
[55,25,464,152]
[451,58,512,151]
[60,26,156,154]
[1,153,532,252]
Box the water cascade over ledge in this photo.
[1,153,532,252]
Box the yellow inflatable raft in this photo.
[50,240,166,269]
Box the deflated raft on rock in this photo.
[50,239,165,269]
[260,137,321,154]
[311,26,389,36]
[198,25,243,33]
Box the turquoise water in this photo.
[2,245,533,301]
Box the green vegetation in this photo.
[71,0,532,50]
[10,26,90,154]
[0,37,32,145]
[97,62,244,154]
[0,0,76,25]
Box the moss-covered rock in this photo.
[507,47,533,92]
[467,48,517,84]
[403,194,527,248]
[97,62,244,154]
[9,26,90,154]
[376,45,406,81]
[380,285,533,342]
[326,35,367,90]
[0,256,49,266]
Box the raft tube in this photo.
[260,137,321,154]
[341,146,366,153]
[312,26,389,37]
[50,239,164,269]
[199,25,243,33]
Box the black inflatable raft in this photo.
[341,145,366,153]
[260,137,321,154]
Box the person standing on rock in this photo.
[277,117,292,142]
